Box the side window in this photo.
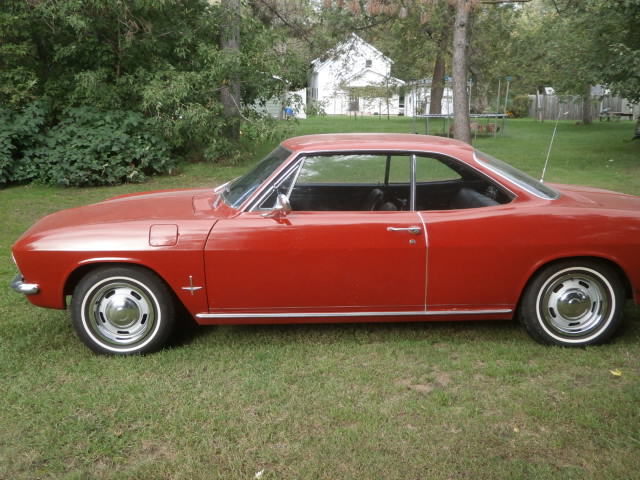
[290,153,410,211]
[415,156,461,183]
[414,154,511,210]
[296,154,388,185]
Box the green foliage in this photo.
[0,102,48,185]
[0,0,305,168]
[0,105,174,187]
[305,100,328,117]
[512,0,640,101]
[36,108,174,187]
[509,95,531,118]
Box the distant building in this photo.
[254,89,307,119]
[404,79,454,117]
[308,33,405,116]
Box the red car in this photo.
[10,134,640,354]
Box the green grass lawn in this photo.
[1,117,639,479]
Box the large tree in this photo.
[512,0,639,126]
[0,0,305,161]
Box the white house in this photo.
[308,33,405,116]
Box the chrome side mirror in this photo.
[261,193,291,219]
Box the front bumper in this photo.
[10,274,40,295]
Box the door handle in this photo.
[387,226,422,235]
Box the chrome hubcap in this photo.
[538,269,611,337]
[84,280,157,348]
[557,289,590,319]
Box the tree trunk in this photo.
[582,84,592,125]
[452,0,472,143]
[220,0,242,140]
[429,9,453,115]
[429,51,446,115]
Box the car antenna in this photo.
[540,110,568,183]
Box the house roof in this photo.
[311,33,394,72]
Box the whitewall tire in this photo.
[71,266,175,355]
[519,260,624,346]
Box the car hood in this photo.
[14,188,235,248]
[553,183,640,212]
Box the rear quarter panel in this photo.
[422,200,640,310]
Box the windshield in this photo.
[222,146,292,208]
[474,150,559,200]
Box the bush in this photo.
[0,105,176,187]
[0,101,48,185]
[509,95,531,118]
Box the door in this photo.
[204,152,427,314]
[204,210,426,313]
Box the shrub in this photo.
[0,101,48,185]
[0,105,176,187]
[509,95,531,118]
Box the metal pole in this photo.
[541,109,565,182]
[503,80,511,114]
[503,79,511,136]
[496,79,501,113]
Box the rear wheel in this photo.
[519,260,624,346]
[71,266,175,355]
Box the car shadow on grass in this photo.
[181,318,527,348]
[169,302,640,350]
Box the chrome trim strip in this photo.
[242,148,517,213]
[251,160,304,212]
[416,211,430,307]
[10,274,40,295]
[196,308,512,319]
[410,153,416,210]
[473,151,555,200]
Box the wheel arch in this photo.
[516,255,633,314]
[63,261,188,312]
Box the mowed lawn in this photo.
[1,117,639,479]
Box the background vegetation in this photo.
[1,0,638,477]
[2,0,639,186]
[2,117,639,479]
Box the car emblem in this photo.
[181,275,203,295]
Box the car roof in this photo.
[281,133,474,155]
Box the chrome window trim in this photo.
[416,211,430,307]
[196,308,512,319]
[473,151,558,200]
[252,160,304,211]
[410,153,417,210]
[241,148,516,213]
[232,146,294,212]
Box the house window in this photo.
[365,59,372,67]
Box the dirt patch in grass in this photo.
[397,368,453,394]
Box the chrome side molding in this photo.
[10,274,40,295]
[196,308,512,320]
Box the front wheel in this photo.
[71,266,175,355]
[519,260,624,346]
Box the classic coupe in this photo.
[11,133,640,354]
